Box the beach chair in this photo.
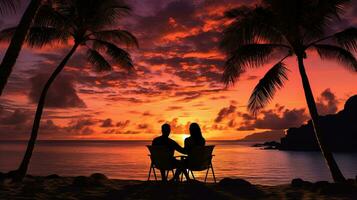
[147,145,176,181]
[186,145,216,183]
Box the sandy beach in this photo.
[1,173,356,200]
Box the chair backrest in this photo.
[147,145,175,170]
[187,145,215,171]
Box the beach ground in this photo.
[0,174,356,200]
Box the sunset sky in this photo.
[0,0,357,141]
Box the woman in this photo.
[184,123,205,153]
[172,123,205,181]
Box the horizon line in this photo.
[0,139,246,142]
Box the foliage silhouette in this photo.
[2,0,138,181]
[0,0,18,15]
[220,0,357,183]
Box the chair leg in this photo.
[180,171,183,182]
[147,164,152,181]
[171,170,175,178]
[204,168,209,183]
[182,169,190,182]
[211,165,217,183]
[153,167,157,181]
[190,170,195,180]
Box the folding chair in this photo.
[186,145,216,183]
[147,145,176,181]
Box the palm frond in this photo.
[26,27,69,48]
[332,27,357,52]
[58,0,131,29]
[314,44,357,71]
[226,44,287,68]
[302,0,351,41]
[222,44,288,85]
[32,4,67,28]
[220,6,284,51]
[0,0,19,15]
[99,4,132,23]
[224,6,252,18]
[313,0,351,22]
[92,39,134,71]
[248,62,289,115]
[86,48,112,72]
[222,57,245,85]
[0,27,16,42]
[92,29,138,48]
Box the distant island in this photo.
[245,95,357,152]
[280,95,357,152]
[239,130,285,142]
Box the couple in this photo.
[152,122,205,181]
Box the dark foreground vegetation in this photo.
[0,173,356,200]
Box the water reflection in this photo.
[0,140,356,185]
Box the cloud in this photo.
[104,129,140,134]
[137,123,149,129]
[316,88,339,115]
[215,105,237,123]
[29,74,86,108]
[238,105,309,131]
[116,120,130,128]
[166,106,183,111]
[175,88,224,102]
[40,120,62,133]
[101,118,114,127]
[0,104,100,138]
[254,108,308,130]
[142,111,153,116]
[66,118,97,135]
[0,109,31,125]
[133,0,200,43]
[105,96,146,103]
[153,81,179,91]
[163,118,191,134]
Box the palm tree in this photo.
[0,0,42,95]
[220,0,357,183]
[5,0,138,181]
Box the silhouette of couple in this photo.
[152,122,205,181]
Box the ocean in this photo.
[0,140,356,185]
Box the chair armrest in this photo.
[174,155,188,160]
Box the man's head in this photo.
[161,123,171,137]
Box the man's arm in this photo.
[171,140,186,154]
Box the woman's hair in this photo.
[189,123,203,140]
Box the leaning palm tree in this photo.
[0,0,42,95]
[220,0,357,183]
[4,0,138,180]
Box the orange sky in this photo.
[0,0,357,142]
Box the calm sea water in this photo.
[0,140,356,185]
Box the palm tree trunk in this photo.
[12,43,79,181]
[0,0,42,95]
[297,55,346,183]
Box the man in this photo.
[152,123,184,181]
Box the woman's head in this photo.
[189,123,203,139]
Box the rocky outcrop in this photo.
[280,95,357,152]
